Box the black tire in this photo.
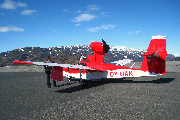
[68,76,72,81]
[80,80,88,87]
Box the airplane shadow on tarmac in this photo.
[109,77,175,84]
[54,77,175,93]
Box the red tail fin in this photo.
[140,36,167,75]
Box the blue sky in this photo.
[0,0,180,56]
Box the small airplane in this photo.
[13,36,167,87]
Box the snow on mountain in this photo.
[109,46,141,52]
[53,45,143,52]
[174,53,180,57]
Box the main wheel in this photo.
[68,76,72,81]
[79,80,88,87]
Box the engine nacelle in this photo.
[88,40,110,63]
[90,42,104,53]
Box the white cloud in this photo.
[76,10,81,13]
[62,9,68,12]
[20,9,36,15]
[136,31,140,33]
[101,24,116,29]
[0,27,9,32]
[128,31,134,34]
[0,26,24,32]
[75,24,80,26]
[87,24,116,32]
[128,31,141,34]
[87,27,101,32]
[0,0,15,9]
[88,5,99,11]
[101,12,108,16]
[0,0,27,9]
[17,1,27,7]
[72,14,97,22]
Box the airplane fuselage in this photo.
[63,60,157,80]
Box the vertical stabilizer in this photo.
[140,36,167,74]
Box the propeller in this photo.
[102,39,110,53]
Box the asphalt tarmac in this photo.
[0,66,180,119]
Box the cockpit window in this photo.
[82,60,89,62]
[80,63,87,66]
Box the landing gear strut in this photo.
[79,69,88,87]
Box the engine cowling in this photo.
[90,40,110,53]
[88,39,110,63]
[90,42,104,53]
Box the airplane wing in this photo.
[13,60,93,82]
[13,59,133,71]
[13,60,91,69]
[110,59,133,66]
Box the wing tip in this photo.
[13,60,34,64]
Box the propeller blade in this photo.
[102,39,110,53]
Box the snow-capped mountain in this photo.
[0,45,176,67]
[110,46,143,52]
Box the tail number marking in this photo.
[110,71,133,77]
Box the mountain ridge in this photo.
[0,45,177,67]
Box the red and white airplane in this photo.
[13,36,167,87]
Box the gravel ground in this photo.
[0,61,180,119]
[0,65,44,72]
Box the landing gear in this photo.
[68,76,72,81]
[79,80,88,87]
[79,69,88,87]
